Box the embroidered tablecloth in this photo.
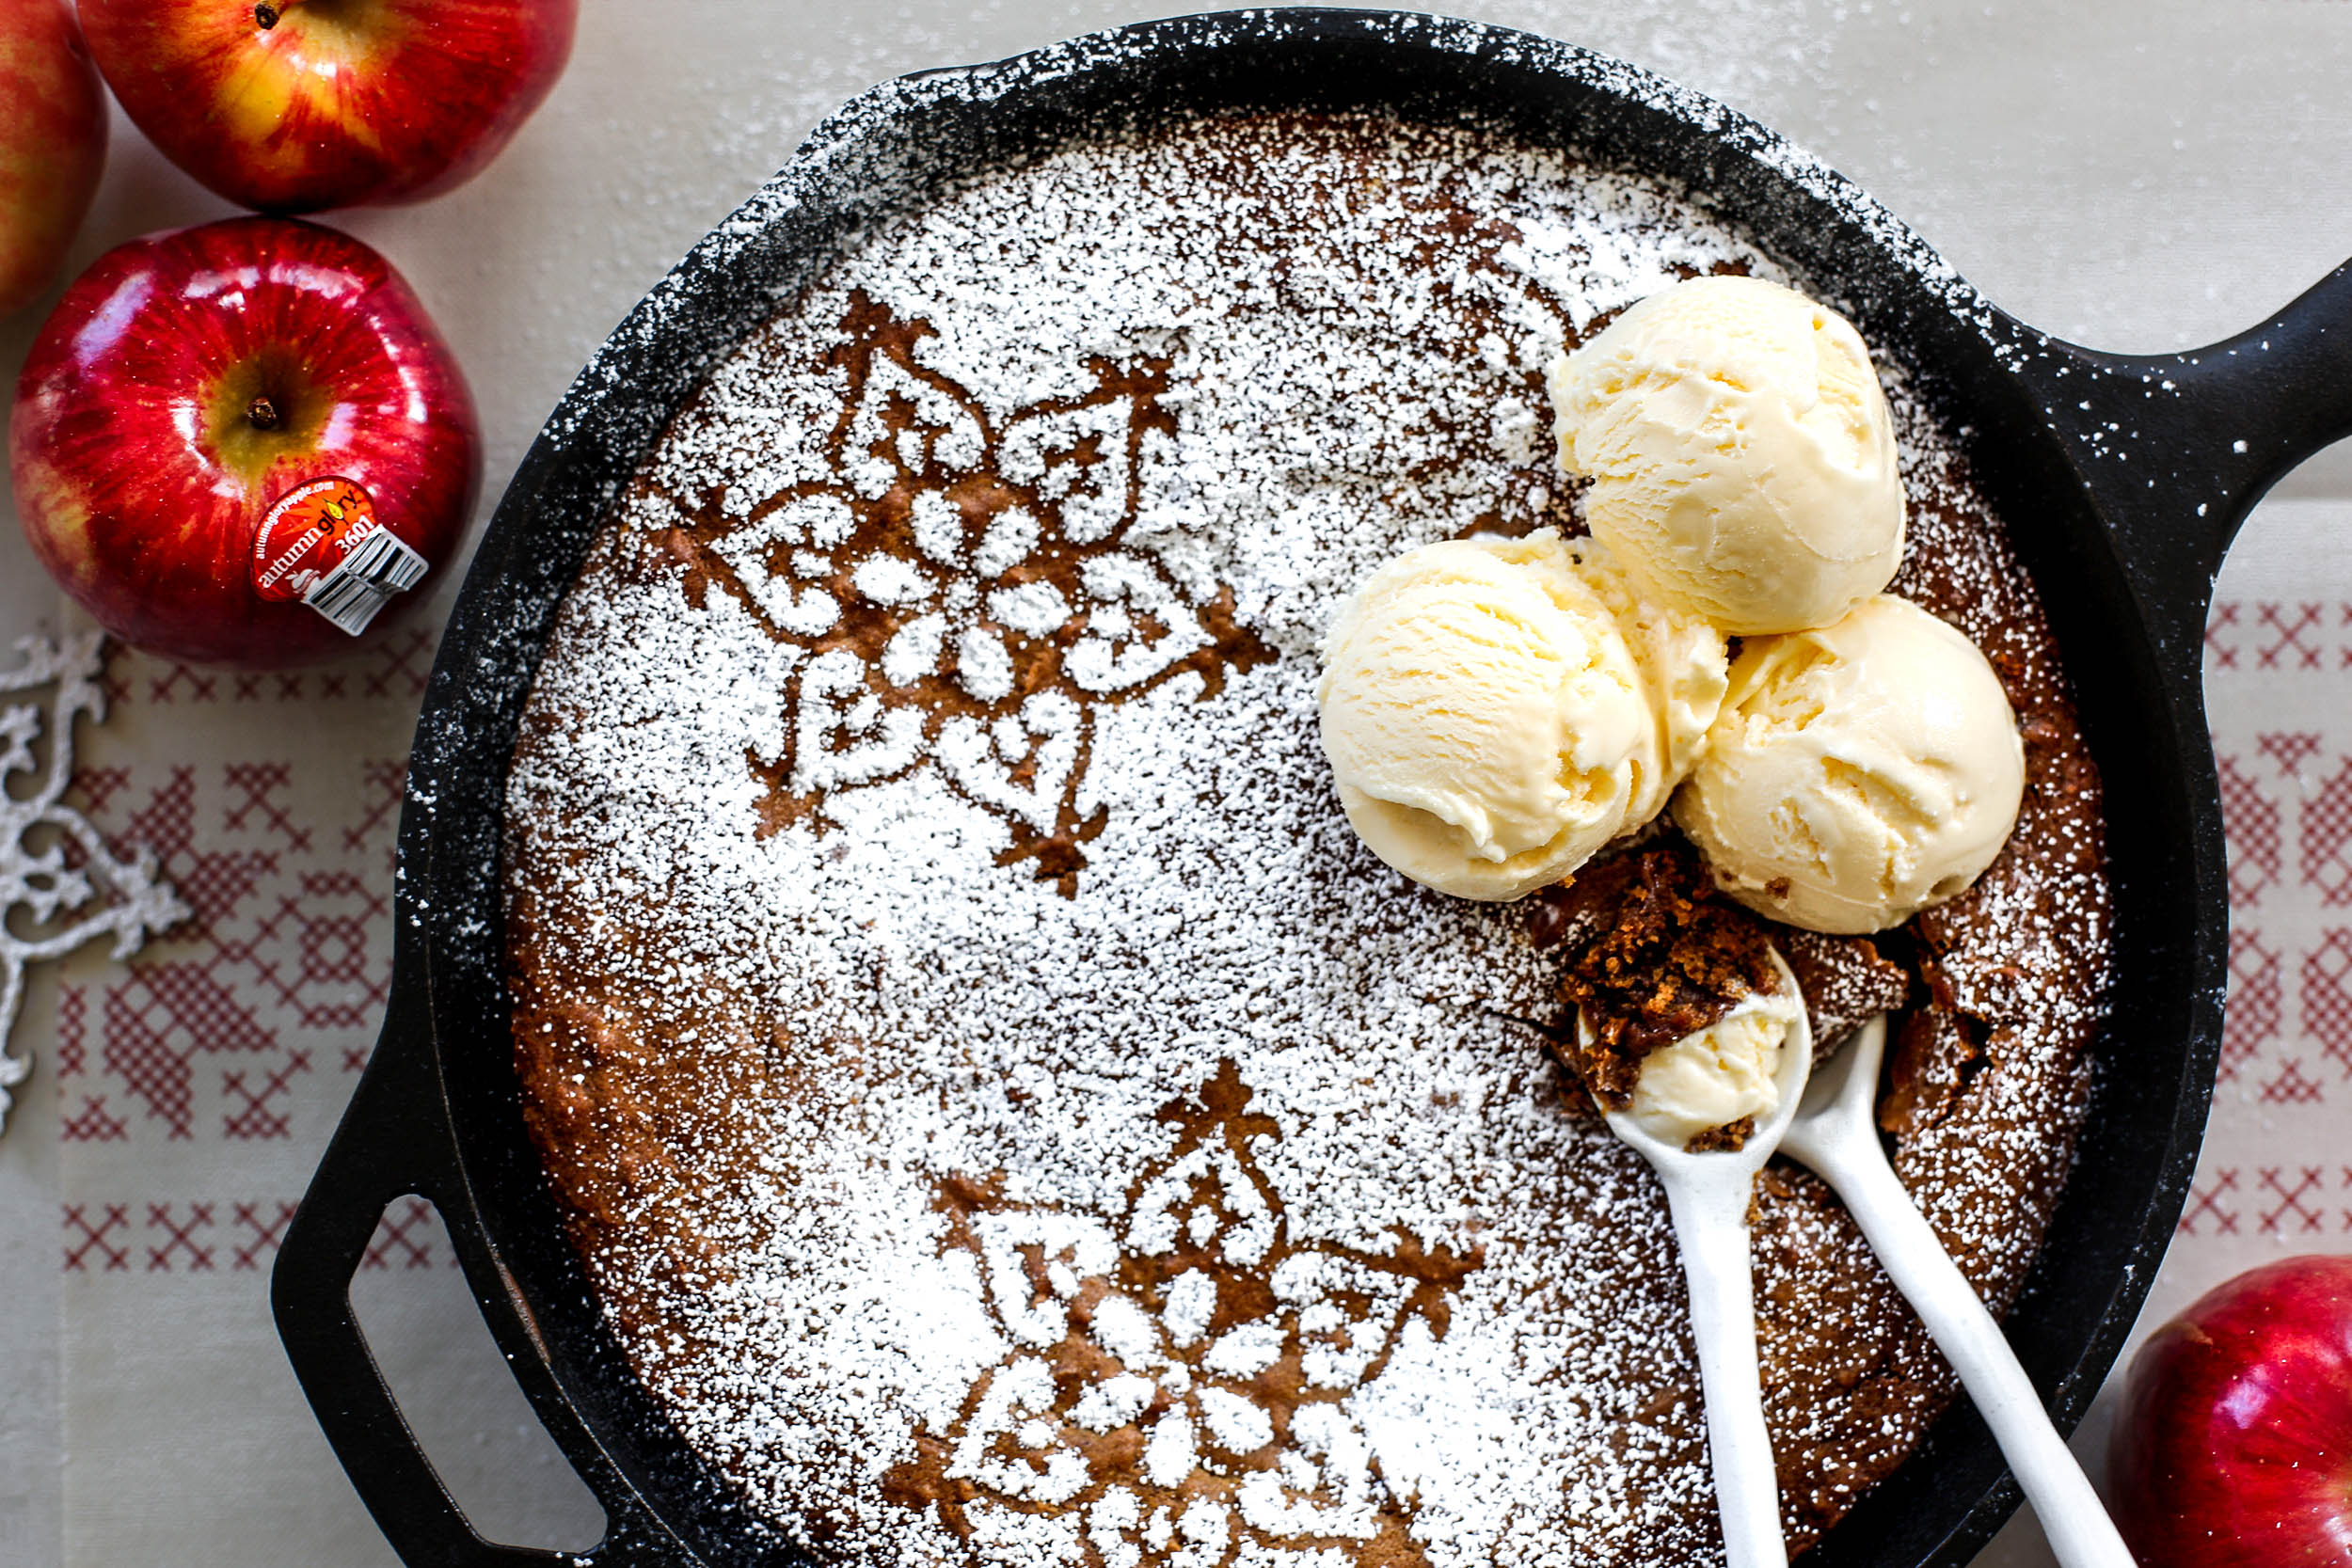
[2,4,2347,1565]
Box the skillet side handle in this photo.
[2026,261,2352,670]
[2161,261,2352,534]
[272,979,620,1568]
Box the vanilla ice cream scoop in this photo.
[1319,531,1677,901]
[1675,594,2026,934]
[1629,982,1806,1148]
[1549,275,1906,636]
[1568,534,1728,828]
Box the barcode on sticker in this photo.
[302,526,430,636]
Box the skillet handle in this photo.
[271,980,653,1568]
[2026,261,2352,667]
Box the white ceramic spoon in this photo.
[1586,949,1811,1568]
[1779,1016,2135,1568]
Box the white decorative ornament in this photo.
[0,632,189,1135]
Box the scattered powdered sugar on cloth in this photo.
[505,113,2108,1568]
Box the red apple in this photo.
[79,0,576,214]
[2109,1254,2352,1567]
[11,216,480,668]
[0,0,107,314]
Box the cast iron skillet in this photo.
[272,10,2352,1566]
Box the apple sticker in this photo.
[252,476,429,634]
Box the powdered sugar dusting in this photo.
[506,110,2108,1568]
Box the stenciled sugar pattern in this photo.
[889,1063,1478,1561]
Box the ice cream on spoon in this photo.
[1578,947,1815,1568]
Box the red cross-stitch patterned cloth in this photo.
[2186,594,2352,1254]
[40,611,532,1565]
[56,627,456,1274]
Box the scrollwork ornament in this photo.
[0,632,189,1135]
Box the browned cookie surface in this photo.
[1543,843,1782,1107]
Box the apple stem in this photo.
[247,396,282,431]
[254,3,280,28]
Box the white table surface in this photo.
[3,3,2347,1564]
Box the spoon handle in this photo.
[1796,1130,2134,1568]
[1658,1158,1788,1568]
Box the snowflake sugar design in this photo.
[887,1062,1478,1567]
[644,293,1275,895]
[0,633,187,1134]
